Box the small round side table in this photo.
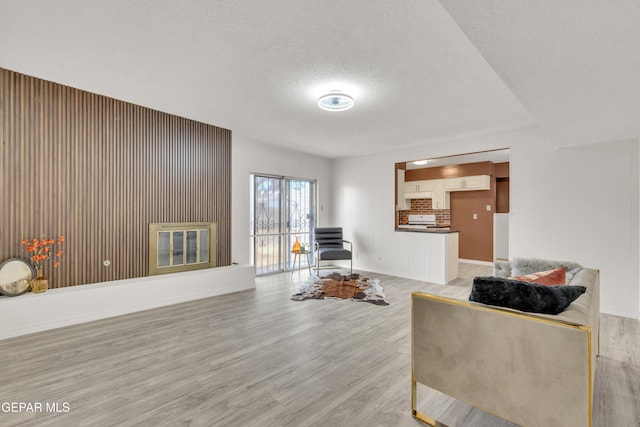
[291,250,312,276]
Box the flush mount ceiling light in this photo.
[317,91,354,112]
[413,160,429,165]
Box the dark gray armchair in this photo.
[313,227,353,275]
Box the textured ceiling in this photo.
[439,0,640,147]
[405,148,510,169]
[0,0,533,158]
[2,1,637,158]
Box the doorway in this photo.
[250,175,317,275]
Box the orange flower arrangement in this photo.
[22,235,65,268]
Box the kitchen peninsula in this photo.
[394,150,510,284]
[394,226,459,285]
[395,151,510,267]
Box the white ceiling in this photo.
[0,1,638,158]
[405,148,510,170]
[438,0,640,148]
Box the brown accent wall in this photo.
[404,161,503,262]
[0,68,231,288]
[405,161,495,181]
[496,179,510,213]
[495,162,510,213]
[399,160,510,262]
[449,183,496,262]
[495,162,509,178]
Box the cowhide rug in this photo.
[291,273,389,306]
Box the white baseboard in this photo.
[459,259,494,267]
[0,264,256,340]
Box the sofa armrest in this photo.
[412,292,593,427]
[493,259,511,277]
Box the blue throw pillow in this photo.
[469,276,586,315]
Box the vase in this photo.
[292,236,301,253]
[30,267,49,293]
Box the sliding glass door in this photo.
[251,175,316,275]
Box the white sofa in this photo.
[411,258,599,427]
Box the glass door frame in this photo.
[250,174,317,276]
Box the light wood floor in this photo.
[0,264,638,426]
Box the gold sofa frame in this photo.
[411,268,599,427]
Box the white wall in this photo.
[0,265,255,340]
[493,213,509,260]
[333,128,640,319]
[231,135,333,265]
[510,135,639,318]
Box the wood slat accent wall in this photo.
[0,68,231,288]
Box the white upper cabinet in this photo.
[443,177,464,191]
[404,180,435,193]
[404,180,434,199]
[444,175,490,192]
[402,175,490,204]
[431,179,450,209]
[397,169,409,210]
[403,179,448,208]
[460,175,491,191]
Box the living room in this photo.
[1,1,639,426]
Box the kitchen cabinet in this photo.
[443,177,464,191]
[397,169,409,210]
[404,179,449,208]
[461,174,490,190]
[431,179,450,209]
[444,175,490,191]
[404,180,435,193]
[404,180,433,200]
[402,175,489,205]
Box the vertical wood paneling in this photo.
[0,68,231,288]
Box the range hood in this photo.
[404,191,432,199]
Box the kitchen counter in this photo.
[393,229,459,284]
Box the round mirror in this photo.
[0,258,36,297]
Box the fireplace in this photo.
[148,222,217,275]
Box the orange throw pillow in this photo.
[511,267,567,286]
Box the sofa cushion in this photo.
[510,257,582,282]
[469,276,586,315]
[493,260,512,277]
[511,267,566,286]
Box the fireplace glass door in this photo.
[149,222,216,275]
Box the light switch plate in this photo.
[473,213,478,220]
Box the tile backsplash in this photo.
[398,198,450,225]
